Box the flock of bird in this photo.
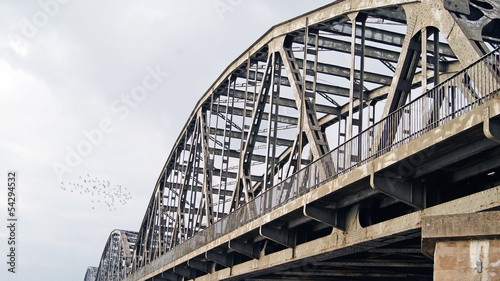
[60,173,132,211]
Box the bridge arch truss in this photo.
[90,0,500,280]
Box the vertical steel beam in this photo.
[358,14,366,133]
[186,125,202,237]
[433,28,440,86]
[374,25,422,153]
[264,54,281,189]
[232,52,274,210]
[163,177,174,251]
[346,13,359,167]
[356,13,368,161]
[217,77,237,219]
[347,13,357,143]
[199,107,214,228]
[184,120,201,239]
[380,8,419,119]
[422,27,428,94]
[170,125,198,248]
[280,28,333,179]
[155,183,165,258]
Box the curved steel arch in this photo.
[84,266,98,281]
[94,230,138,281]
[90,0,500,280]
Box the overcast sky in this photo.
[0,1,334,280]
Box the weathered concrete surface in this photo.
[433,240,500,281]
[422,211,500,281]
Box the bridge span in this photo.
[87,0,500,280]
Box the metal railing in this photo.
[130,47,500,276]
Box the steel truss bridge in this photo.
[86,0,500,280]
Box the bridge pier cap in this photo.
[422,211,500,281]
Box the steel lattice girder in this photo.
[95,230,138,281]
[98,0,500,278]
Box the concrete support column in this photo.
[422,211,500,281]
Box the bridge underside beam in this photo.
[228,240,261,260]
[370,174,425,209]
[206,251,233,268]
[173,266,195,280]
[152,272,181,281]
[190,186,500,281]
[260,226,296,248]
[303,204,345,230]
[188,259,214,274]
